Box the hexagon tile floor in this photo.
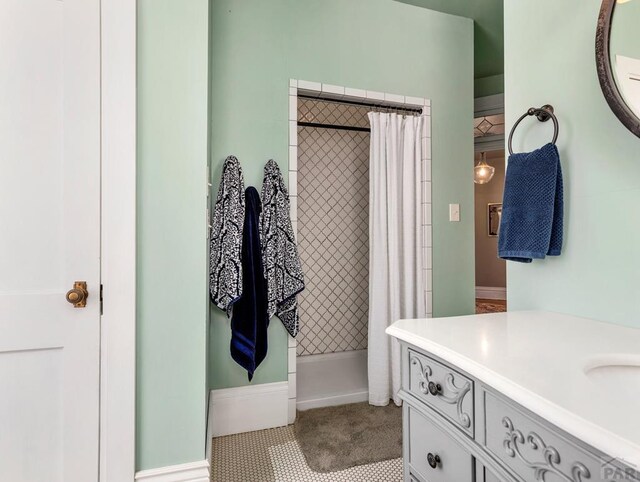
[211,425,403,482]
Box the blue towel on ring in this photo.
[498,143,563,263]
[230,187,269,381]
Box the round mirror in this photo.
[596,0,640,137]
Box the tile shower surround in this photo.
[286,80,432,422]
[296,98,370,356]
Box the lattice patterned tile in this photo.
[298,98,370,128]
[296,120,370,356]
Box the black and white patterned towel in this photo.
[260,159,305,337]
[209,155,245,315]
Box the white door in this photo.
[0,1,101,481]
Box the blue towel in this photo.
[498,143,563,263]
[230,187,269,381]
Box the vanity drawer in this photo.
[483,391,638,482]
[408,349,474,436]
[483,469,501,482]
[406,404,475,482]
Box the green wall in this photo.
[209,0,476,390]
[505,1,640,327]
[137,0,209,471]
[475,74,504,98]
[396,0,504,81]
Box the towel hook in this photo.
[508,104,559,155]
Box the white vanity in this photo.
[386,311,640,482]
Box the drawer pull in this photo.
[427,452,441,469]
[410,355,472,429]
[428,381,442,395]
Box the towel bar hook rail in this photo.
[508,104,559,155]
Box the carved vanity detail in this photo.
[501,417,591,482]
[400,345,637,482]
[409,352,473,433]
[388,312,640,482]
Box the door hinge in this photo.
[100,284,104,315]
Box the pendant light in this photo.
[474,152,495,185]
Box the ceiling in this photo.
[395,0,504,80]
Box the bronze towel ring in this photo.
[508,105,559,155]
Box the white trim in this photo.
[100,1,137,481]
[134,460,210,482]
[208,382,289,437]
[474,93,505,116]
[475,286,507,300]
[474,93,505,153]
[475,137,505,153]
[288,83,299,423]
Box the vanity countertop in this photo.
[386,310,640,467]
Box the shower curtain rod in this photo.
[297,121,370,133]
[297,93,423,114]
[296,94,422,132]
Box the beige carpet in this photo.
[294,402,402,473]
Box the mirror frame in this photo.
[596,0,640,138]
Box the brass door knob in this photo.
[66,281,88,308]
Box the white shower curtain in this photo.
[368,112,426,406]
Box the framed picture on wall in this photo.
[488,203,502,237]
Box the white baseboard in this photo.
[134,460,210,482]
[296,390,368,411]
[208,381,289,437]
[475,286,506,300]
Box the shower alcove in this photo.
[288,81,433,413]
